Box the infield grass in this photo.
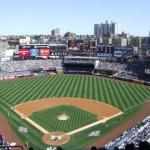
[29,105,97,132]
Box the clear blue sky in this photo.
[0,0,150,36]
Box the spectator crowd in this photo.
[104,115,150,150]
[95,61,127,72]
[0,130,16,149]
[0,60,62,72]
[0,60,62,80]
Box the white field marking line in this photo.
[12,107,49,134]
[13,99,123,135]
[67,112,123,136]
[24,117,49,134]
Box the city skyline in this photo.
[0,0,150,36]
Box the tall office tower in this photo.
[94,20,123,38]
[110,22,116,35]
[94,24,100,38]
[103,20,110,37]
[116,24,122,35]
[110,22,122,35]
[99,23,104,37]
[99,20,111,37]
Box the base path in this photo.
[67,112,123,135]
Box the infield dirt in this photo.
[14,97,122,120]
[14,97,123,146]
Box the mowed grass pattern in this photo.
[0,75,150,111]
[29,105,97,132]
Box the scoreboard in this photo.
[19,45,68,58]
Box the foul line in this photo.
[12,107,49,134]
[13,107,123,136]
[67,112,123,135]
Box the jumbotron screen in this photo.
[19,49,30,58]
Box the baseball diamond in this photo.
[13,98,123,145]
[0,75,150,150]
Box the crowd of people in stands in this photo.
[91,141,150,150]
[0,70,31,79]
[115,72,140,80]
[0,59,149,82]
[90,115,150,150]
[95,61,127,72]
[0,60,62,72]
[94,61,150,82]
[0,130,14,149]
[0,60,62,80]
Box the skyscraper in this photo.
[94,20,123,38]
[116,24,122,35]
[94,24,100,38]
[103,20,110,37]
[110,22,122,35]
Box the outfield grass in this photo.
[0,75,150,150]
[0,75,150,110]
[29,105,97,132]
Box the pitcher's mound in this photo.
[58,113,70,121]
[42,131,70,146]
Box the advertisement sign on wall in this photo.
[19,49,30,58]
[40,48,50,56]
[30,49,40,57]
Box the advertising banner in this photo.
[114,46,133,58]
[19,49,30,58]
[30,49,40,57]
[40,48,50,56]
[96,53,112,57]
[114,51,123,58]
[51,52,68,56]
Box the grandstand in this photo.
[0,59,62,79]
[0,56,150,150]
[105,115,150,150]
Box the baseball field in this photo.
[0,75,150,150]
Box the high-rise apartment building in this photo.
[94,20,122,37]
[94,24,100,38]
[103,20,110,37]
[116,24,122,35]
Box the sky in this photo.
[0,0,150,36]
